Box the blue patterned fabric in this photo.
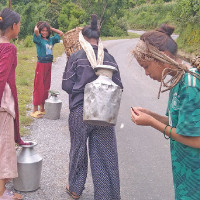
[167,68,200,200]
[68,105,121,200]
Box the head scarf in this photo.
[133,40,200,98]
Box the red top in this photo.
[0,43,23,144]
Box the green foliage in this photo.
[126,2,174,30]
[177,23,200,54]
[57,2,85,32]
[14,1,48,39]
[101,16,128,37]
[172,0,200,25]
[75,0,129,36]
[23,35,34,47]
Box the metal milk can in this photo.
[83,65,122,126]
[13,141,43,192]
[45,90,62,120]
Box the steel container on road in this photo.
[13,141,43,192]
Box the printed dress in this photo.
[167,68,200,200]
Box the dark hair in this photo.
[140,24,177,55]
[82,14,100,39]
[38,21,51,38]
[0,8,20,33]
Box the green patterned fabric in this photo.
[167,68,200,200]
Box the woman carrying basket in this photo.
[62,14,123,200]
[131,24,200,200]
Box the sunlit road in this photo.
[103,38,174,200]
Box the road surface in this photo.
[16,38,174,200]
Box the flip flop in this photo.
[39,110,45,115]
[30,111,43,118]
[1,189,23,200]
[66,185,80,199]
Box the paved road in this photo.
[13,38,174,200]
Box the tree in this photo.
[57,2,85,32]
[74,0,128,36]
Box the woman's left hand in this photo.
[131,107,153,126]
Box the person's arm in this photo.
[34,25,39,37]
[50,27,63,37]
[131,108,200,148]
[0,46,15,105]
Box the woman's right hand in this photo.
[131,107,153,126]
[135,107,152,116]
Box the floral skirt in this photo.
[0,110,18,179]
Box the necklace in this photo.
[0,35,10,43]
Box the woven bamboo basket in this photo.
[191,55,200,71]
[63,27,83,58]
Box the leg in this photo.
[0,179,6,196]
[0,112,22,199]
[42,63,52,105]
[33,105,38,113]
[39,104,45,112]
[68,106,90,196]
[89,126,121,200]
[33,62,45,109]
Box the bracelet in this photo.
[169,127,175,141]
[163,125,170,140]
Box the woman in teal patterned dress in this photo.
[131,24,200,200]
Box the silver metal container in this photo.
[83,65,122,126]
[45,90,62,120]
[13,141,43,192]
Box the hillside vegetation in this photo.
[126,0,200,56]
[1,0,200,55]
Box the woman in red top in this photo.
[0,8,25,200]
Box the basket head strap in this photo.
[79,31,104,69]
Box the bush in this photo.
[177,23,200,54]
[126,2,175,30]
[23,35,34,47]
[101,16,128,37]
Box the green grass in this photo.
[16,43,64,136]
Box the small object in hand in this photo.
[131,107,139,116]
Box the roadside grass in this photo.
[16,43,64,136]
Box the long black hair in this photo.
[82,14,100,39]
[0,8,20,34]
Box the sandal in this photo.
[39,110,45,115]
[66,185,80,199]
[0,189,23,200]
[30,111,43,118]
